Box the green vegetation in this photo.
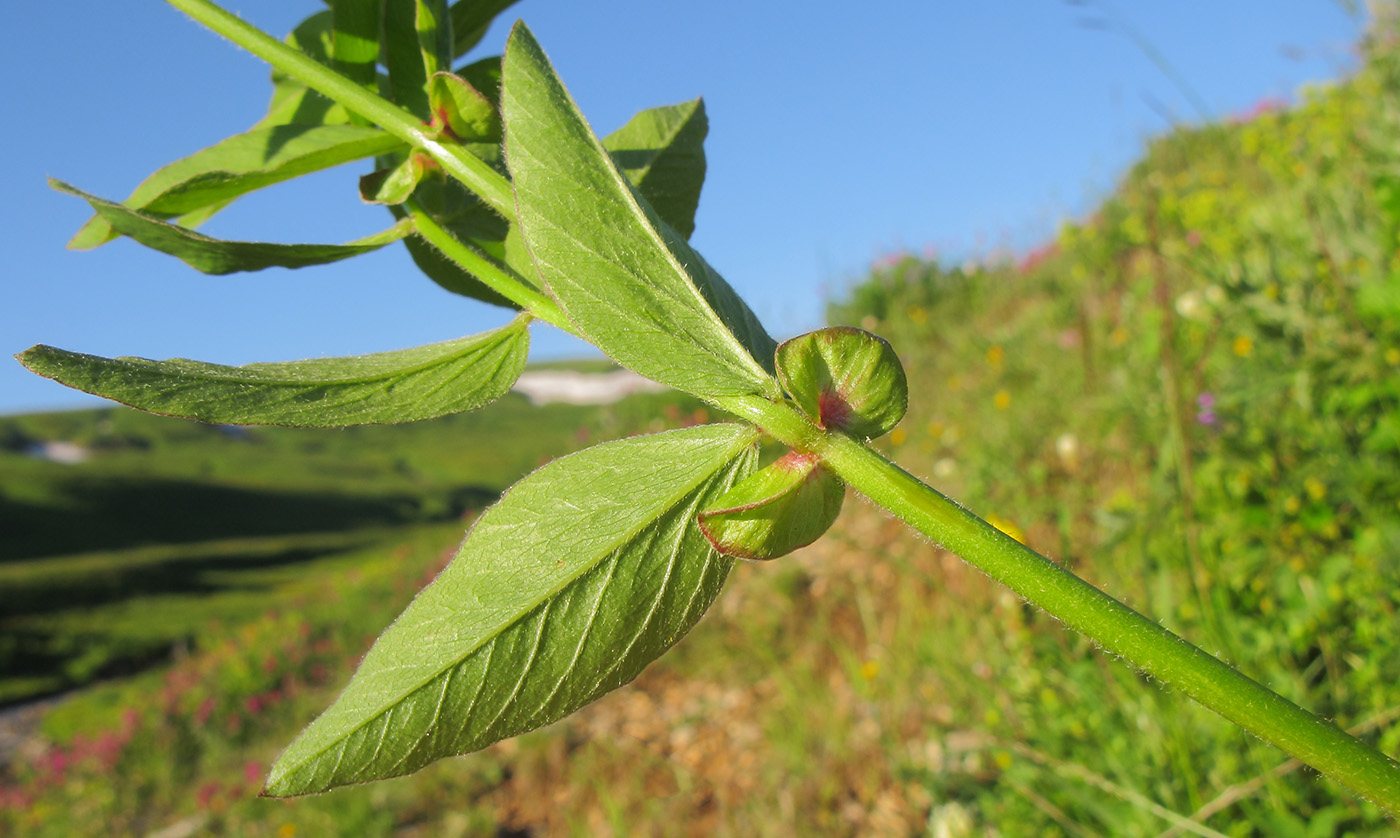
[0,384,705,705]
[6,10,1400,838]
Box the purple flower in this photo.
[1196,391,1217,426]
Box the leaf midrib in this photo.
[276,427,756,784]
[505,31,775,396]
[76,316,527,389]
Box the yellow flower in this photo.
[1304,477,1327,501]
[986,344,1005,369]
[994,390,1011,410]
[1385,348,1400,366]
[1233,336,1254,357]
[907,305,927,324]
[889,427,907,446]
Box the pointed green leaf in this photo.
[699,451,845,560]
[450,0,521,58]
[17,316,529,427]
[360,153,431,204]
[603,99,708,239]
[332,0,383,92]
[264,423,758,795]
[776,327,908,439]
[502,23,778,400]
[68,125,404,250]
[429,71,501,142]
[55,180,409,275]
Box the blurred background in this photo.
[4,1,1399,835]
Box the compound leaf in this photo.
[17,316,529,427]
[264,423,758,794]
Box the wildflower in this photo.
[1196,391,1217,426]
[1233,336,1254,357]
[889,427,907,446]
[993,390,1011,411]
[985,344,1004,369]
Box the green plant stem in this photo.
[404,199,571,331]
[166,0,516,218]
[716,392,1400,818]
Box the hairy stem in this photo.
[716,393,1400,818]
[404,200,571,331]
[166,0,516,218]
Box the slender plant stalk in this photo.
[403,199,572,331]
[166,0,516,219]
[716,392,1400,818]
[162,0,1400,817]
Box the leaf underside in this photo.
[55,180,409,276]
[67,125,403,250]
[17,316,530,427]
[502,22,778,399]
[265,423,757,795]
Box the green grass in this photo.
[0,385,708,705]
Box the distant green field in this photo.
[0,382,704,705]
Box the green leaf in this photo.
[775,327,908,439]
[16,316,530,427]
[429,71,501,142]
[698,450,845,560]
[54,180,409,275]
[331,0,383,92]
[457,55,502,108]
[264,423,758,794]
[67,125,404,250]
[502,23,778,400]
[449,0,521,58]
[603,99,708,239]
[360,153,431,204]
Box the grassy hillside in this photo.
[5,17,1400,838]
[0,384,707,705]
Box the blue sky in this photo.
[1,1,1365,414]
